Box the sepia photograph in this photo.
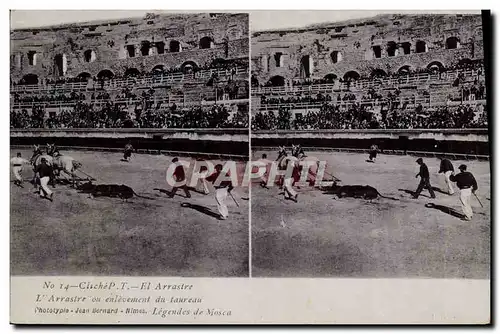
[250,11,491,278]
[9,10,250,277]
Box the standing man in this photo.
[450,164,478,221]
[123,141,134,162]
[35,157,53,201]
[438,157,455,195]
[413,158,436,199]
[168,157,191,199]
[10,152,30,187]
[368,144,379,163]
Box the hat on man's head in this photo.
[459,164,467,171]
[172,157,179,163]
[41,158,47,163]
[416,158,423,163]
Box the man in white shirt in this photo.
[11,152,30,187]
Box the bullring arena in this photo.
[251,149,490,278]
[10,148,249,277]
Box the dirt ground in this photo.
[251,150,491,278]
[10,149,249,277]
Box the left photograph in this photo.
[10,11,250,277]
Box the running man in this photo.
[168,157,191,198]
[10,152,30,187]
[35,157,54,201]
[206,164,233,220]
[413,158,436,199]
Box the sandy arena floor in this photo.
[10,149,249,277]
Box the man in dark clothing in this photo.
[123,141,134,162]
[450,164,478,220]
[206,164,233,220]
[438,157,455,195]
[35,158,54,201]
[168,157,191,198]
[413,158,436,199]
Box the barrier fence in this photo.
[11,66,249,93]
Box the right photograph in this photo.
[250,11,491,278]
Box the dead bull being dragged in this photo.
[324,181,399,201]
[165,158,337,193]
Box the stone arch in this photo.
[427,61,445,72]
[415,40,428,53]
[84,50,96,63]
[370,69,388,78]
[446,36,460,49]
[151,64,166,74]
[397,65,412,75]
[400,42,412,55]
[97,69,114,79]
[299,55,313,78]
[324,73,338,82]
[330,51,342,64]
[343,71,360,81]
[199,36,213,49]
[21,73,39,85]
[180,61,198,74]
[124,68,141,77]
[268,75,285,86]
[169,40,181,52]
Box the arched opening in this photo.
[401,42,411,55]
[180,61,198,74]
[77,72,92,80]
[324,73,338,83]
[151,65,165,74]
[84,50,96,63]
[397,65,411,75]
[343,71,360,81]
[415,40,427,53]
[386,41,398,57]
[199,37,213,49]
[169,40,181,52]
[27,51,37,66]
[446,37,460,49]
[21,73,39,85]
[124,68,141,77]
[54,54,67,77]
[370,69,387,78]
[372,45,382,58]
[251,75,259,88]
[211,58,226,68]
[427,61,444,73]
[97,69,114,80]
[268,75,285,87]
[140,41,152,56]
[330,51,342,64]
[300,55,313,79]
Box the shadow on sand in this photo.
[425,203,465,219]
[181,202,221,219]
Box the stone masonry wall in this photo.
[251,14,484,85]
[10,12,249,82]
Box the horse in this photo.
[52,154,82,187]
